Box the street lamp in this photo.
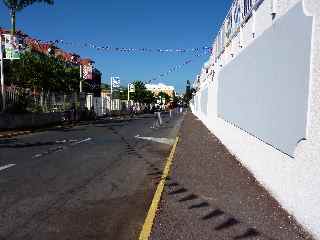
[0,35,5,112]
[79,64,83,93]
[127,82,136,111]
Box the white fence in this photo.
[0,85,80,113]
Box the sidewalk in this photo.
[150,113,313,240]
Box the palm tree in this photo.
[3,0,54,35]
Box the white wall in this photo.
[192,0,320,238]
[218,2,312,156]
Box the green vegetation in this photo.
[157,91,171,103]
[131,80,156,104]
[4,51,80,93]
[101,83,110,90]
[183,87,195,105]
[119,87,128,101]
[3,51,81,113]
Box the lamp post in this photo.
[127,83,130,109]
[79,64,83,93]
[0,35,5,112]
[110,76,113,112]
[127,83,130,102]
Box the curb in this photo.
[0,113,143,139]
[0,130,32,139]
[0,120,85,140]
[138,136,180,240]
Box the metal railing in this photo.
[213,0,266,61]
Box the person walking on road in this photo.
[151,106,161,129]
[129,105,134,118]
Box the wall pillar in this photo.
[296,0,320,159]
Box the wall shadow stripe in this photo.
[202,209,224,220]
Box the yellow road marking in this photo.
[138,136,179,240]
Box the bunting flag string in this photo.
[48,39,213,54]
[145,51,211,84]
[40,38,212,84]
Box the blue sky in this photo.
[0,0,232,93]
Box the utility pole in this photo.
[78,64,85,115]
[127,83,135,109]
[0,35,5,112]
[110,76,113,112]
[127,83,130,107]
[79,65,83,93]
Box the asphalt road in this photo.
[0,113,183,240]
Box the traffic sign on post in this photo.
[127,82,135,103]
[3,34,21,60]
[129,83,135,93]
[111,77,120,89]
[0,35,5,112]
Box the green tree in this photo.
[4,51,80,93]
[183,87,195,105]
[131,80,146,103]
[101,83,110,90]
[4,51,39,88]
[143,90,155,104]
[63,65,81,93]
[157,91,171,103]
[2,0,54,35]
[131,80,156,104]
[119,87,128,100]
[172,94,181,108]
[3,50,82,112]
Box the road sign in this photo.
[2,34,21,60]
[129,83,135,93]
[111,77,120,89]
[82,64,93,80]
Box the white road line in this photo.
[0,164,16,172]
[32,146,65,159]
[135,135,175,145]
[55,139,80,144]
[31,138,91,159]
[71,138,92,146]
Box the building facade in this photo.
[145,83,175,98]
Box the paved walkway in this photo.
[150,113,313,240]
